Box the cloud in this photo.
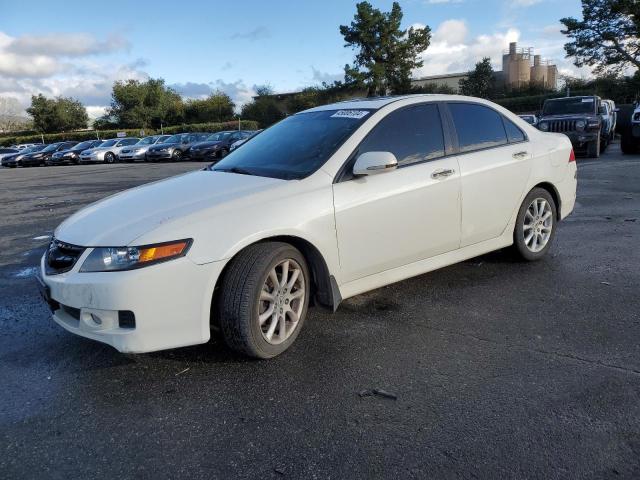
[415,19,520,77]
[310,67,343,84]
[6,32,129,57]
[0,30,148,115]
[170,80,256,110]
[230,26,270,41]
[511,0,543,6]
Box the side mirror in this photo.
[353,151,398,176]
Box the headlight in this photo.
[576,120,586,130]
[538,122,549,131]
[80,239,192,272]
[64,152,74,157]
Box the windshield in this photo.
[163,134,184,144]
[543,97,597,116]
[41,143,61,152]
[73,141,94,150]
[206,132,231,142]
[212,109,371,180]
[99,139,118,147]
[136,137,155,145]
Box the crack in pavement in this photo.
[424,324,640,377]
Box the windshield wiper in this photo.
[213,166,256,176]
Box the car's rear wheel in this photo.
[587,137,600,158]
[104,152,115,164]
[218,242,310,359]
[513,188,557,261]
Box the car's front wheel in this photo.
[104,152,115,164]
[218,242,310,359]
[172,150,182,162]
[513,188,557,261]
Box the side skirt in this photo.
[337,228,514,302]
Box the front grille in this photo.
[45,238,85,275]
[121,149,131,154]
[548,120,577,133]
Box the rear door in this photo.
[332,103,461,283]
[445,102,532,247]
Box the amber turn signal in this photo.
[139,241,190,263]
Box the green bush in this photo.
[162,120,259,134]
[0,120,260,147]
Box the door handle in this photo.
[512,151,529,159]
[431,168,455,179]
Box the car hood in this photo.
[83,147,111,154]
[55,170,285,246]
[540,113,596,120]
[191,141,222,149]
[149,142,179,151]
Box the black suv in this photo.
[48,140,103,165]
[537,96,606,158]
[22,141,78,167]
[188,130,254,161]
[146,132,210,161]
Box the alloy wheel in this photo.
[258,259,305,345]
[523,197,553,253]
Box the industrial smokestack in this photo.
[509,42,517,54]
[534,55,541,66]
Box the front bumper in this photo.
[79,153,104,163]
[119,150,147,161]
[49,155,76,165]
[190,149,218,161]
[631,124,640,138]
[146,150,173,161]
[39,251,225,353]
[562,131,599,148]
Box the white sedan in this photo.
[39,95,577,358]
[79,137,140,163]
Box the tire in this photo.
[217,242,310,359]
[600,135,608,154]
[621,132,639,154]
[104,152,115,164]
[219,148,228,159]
[587,137,600,158]
[513,187,558,261]
[171,150,182,162]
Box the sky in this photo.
[0,0,587,118]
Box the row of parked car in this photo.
[518,95,618,158]
[0,129,261,168]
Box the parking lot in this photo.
[1,144,639,478]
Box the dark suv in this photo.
[537,96,606,158]
[146,132,210,162]
[188,130,254,161]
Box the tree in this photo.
[240,86,285,127]
[459,58,495,98]
[107,78,184,129]
[0,96,31,132]
[340,2,431,96]
[561,0,640,74]
[184,92,235,124]
[26,94,88,133]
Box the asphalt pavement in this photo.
[0,146,639,479]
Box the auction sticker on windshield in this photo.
[330,110,369,119]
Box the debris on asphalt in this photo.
[600,281,612,286]
[358,388,398,400]
[624,218,637,222]
[175,367,190,376]
[274,466,286,475]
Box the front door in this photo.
[332,103,461,283]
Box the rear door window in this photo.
[503,117,526,143]
[448,103,508,153]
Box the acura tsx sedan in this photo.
[38,95,577,358]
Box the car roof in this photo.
[303,94,505,113]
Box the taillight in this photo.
[569,149,576,162]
